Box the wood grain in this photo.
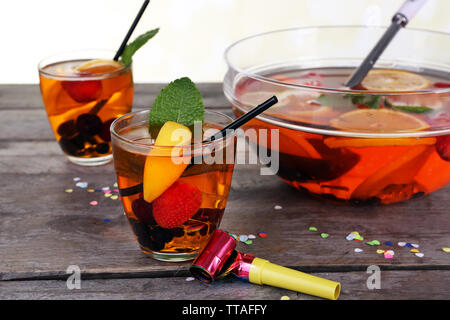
[0,84,449,300]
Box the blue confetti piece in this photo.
[384,241,393,246]
[405,243,414,248]
[95,189,102,192]
[103,218,111,222]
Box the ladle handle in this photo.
[395,0,428,25]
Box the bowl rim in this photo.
[224,25,450,138]
[224,25,450,95]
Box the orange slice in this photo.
[269,90,338,124]
[143,121,192,203]
[351,145,433,200]
[361,69,430,91]
[329,109,429,133]
[75,59,123,74]
[324,137,436,148]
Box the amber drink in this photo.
[39,50,133,166]
[111,110,235,261]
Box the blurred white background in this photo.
[0,0,448,83]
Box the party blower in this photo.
[190,230,341,300]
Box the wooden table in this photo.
[0,84,449,300]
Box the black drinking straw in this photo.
[113,0,150,61]
[89,0,150,115]
[118,96,279,197]
[204,96,278,142]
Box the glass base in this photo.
[142,248,199,262]
[67,154,113,166]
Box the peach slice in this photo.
[143,121,192,203]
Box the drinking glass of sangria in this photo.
[111,78,236,261]
[224,26,450,204]
[39,50,134,166]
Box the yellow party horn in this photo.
[190,230,341,300]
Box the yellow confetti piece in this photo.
[410,249,419,253]
[280,296,290,300]
[65,189,73,193]
[376,249,385,254]
[87,189,95,193]
[104,193,112,198]
[442,248,450,253]
[110,195,118,200]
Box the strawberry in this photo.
[62,80,102,103]
[152,182,202,229]
[436,135,450,161]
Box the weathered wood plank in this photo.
[1,157,449,280]
[0,84,229,110]
[0,270,448,300]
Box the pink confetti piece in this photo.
[89,201,98,206]
[384,253,394,259]
[113,189,120,193]
[104,190,112,194]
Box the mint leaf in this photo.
[120,28,159,66]
[344,94,382,109]
[149,77,205,131]
[390,105,433,113]
[314,94,353,108]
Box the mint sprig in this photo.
[120,28,159,66]
[344,94,382,109]
[148,77,205,133]
[316,93,433,114]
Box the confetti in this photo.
[385,250,395,256]
[89,201,98,206]
[411,243,419,249]
[366,240,381,246]
[102,187,110,191]
[415,252,424,258]
[73,177,81,181]
[376,249,385,254]
[104,190,112,194]
[258,232,267,238]
[405,243,414,248]
[248,234,256,239]
[398,242,406,247]
[309,226,318,232]
[104,193,112,198]
[384,252,394,259]
[320,233,329,239]
[65,189,73,193]
[103,218,111,222]
[229,233,237,239]
[442,248,450,253]
[238,235,249,242]
[185,277,195,281]
[347,231,364,242]
[110,195,119,200]
[113,189,120,193]
[87,189,95,193]
[384,241,393,246]
[75,182,88,188]
[410,249,419,253]
[280,296,290,300]
[244,240,253,245]
[113,182,118,187]
[354,248,363,253]
[274,205,282,210]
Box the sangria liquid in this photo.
[234,67,450,204]
[112,118,235,261]
[39,59,133,165]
